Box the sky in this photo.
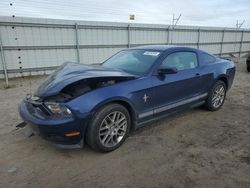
[0,0,249,28]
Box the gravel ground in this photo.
[0,60,249,188]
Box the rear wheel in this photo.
[205,80,226,111]
[86,103,130,152]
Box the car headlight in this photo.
[45,102,72,116]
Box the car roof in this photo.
[129,45,197,52]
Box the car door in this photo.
[151,51,206,116]
[130,77,155,123]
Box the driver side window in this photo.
[161,51,198,71]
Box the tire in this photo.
[205,80,226,111]
[86,103,130,152]
[247,66,250,72]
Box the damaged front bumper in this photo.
[19,99,90,148]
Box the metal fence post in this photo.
[220,29,225,56]
[170,27,174,44]
[167,26,170,44]
[239,30,244,57]
[127,24,130,48]
[0,31,9,87]
[197,28,200,49]
[75,23,80,63]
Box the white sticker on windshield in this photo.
[143,51,160,56]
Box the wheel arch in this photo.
[216,75,228,90]
[89,97,137,133]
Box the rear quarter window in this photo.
[201,53,216,64]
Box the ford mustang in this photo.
[19,45,236,152]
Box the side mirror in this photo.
[158,67,178,75]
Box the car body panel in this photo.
[35,62,137,97]
[19,99,88,144]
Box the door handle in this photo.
[195,73,201,77]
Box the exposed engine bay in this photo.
[41,76,133,102]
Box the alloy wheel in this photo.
[212,84,225,108]
[99,111,127,147]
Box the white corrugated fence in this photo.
[0,16,250,84]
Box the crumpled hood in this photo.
[35,62,137,97]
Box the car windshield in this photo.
[102,49,161,76]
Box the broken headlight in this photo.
[45,102,72,117]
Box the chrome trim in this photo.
[138,110,154,119]
[154,93,208,114]
[138,93,208,119]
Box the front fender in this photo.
[89,96,136,114]
[66,85,136,115]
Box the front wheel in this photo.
[86,103,130,152]
[205,80,226,111]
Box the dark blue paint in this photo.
[19,45,236,147]
[35,62,137,97]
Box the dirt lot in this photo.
[0,60,249,188]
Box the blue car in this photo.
[19,45,235,152]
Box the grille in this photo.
[25,100,50,118]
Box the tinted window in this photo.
[161,52,198,71]
[102,50,161,76]
[201,53,216,64]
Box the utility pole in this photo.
[236,20,245,29]
[234,20,245,62]
[170,14,181,44]
[234,20,244,51]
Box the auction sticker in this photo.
[143,51,160,56]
